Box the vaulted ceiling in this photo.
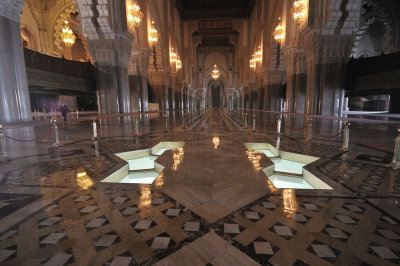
[176,0,255,20]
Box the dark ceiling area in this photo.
[176,0,256,20]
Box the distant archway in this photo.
[207,79,225,108]
[211,83,221,108]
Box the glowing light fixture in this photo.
[61,20,76,47]
[127,0,143,28]
[292,0,307,25]
[211,64,220,80]
[255,45,262,63]
[212,137,220,149]
[273,18,285,43]
[148,19,158,45]
[250,54,256,70]
[170,47,177,64]
[176,56,182,71]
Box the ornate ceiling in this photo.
[176,0,255,20]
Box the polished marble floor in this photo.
[0,110,399,265]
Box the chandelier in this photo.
[127,0,143,28]
[176,56,182,71]
[273,18,285,43]
[170,47,177,64]
[148,19,158,45]
[211,64,220,79]
[255,45,262,63]
[292,0,307,25]
[61,20,76,47]
[249,54,256,70]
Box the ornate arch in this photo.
[20,23,38,50]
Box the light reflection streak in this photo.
[76,171,94,190]
[172,148,184,171]
[246,150,262,170]
[282,189,298,218]
[212,137,220,149]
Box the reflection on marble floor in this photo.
[0,110,399,265]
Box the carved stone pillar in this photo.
[0,13,32,123]
[283,48,296,113]
[305,35,353,116]
[294,53,307,113]
[129,49,150,112]
[264,71,285,111]
[88,35,133,114]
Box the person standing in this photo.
[61,104,69,122]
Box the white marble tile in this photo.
[44,204,58,212]
[245,211,260,220]
[262,202,277,209]
[311,244,336,258]
[326,228,348,239]
[291,213,307,222]
[151,237,170,249]
[94,235,117,247]
[152,198,165,205]
[40,233,66,244]
[0,249,16,263]
[224,223,240,234]
[112,197,128,203]
[0,202,9,209]
[344,204,363,212]
[166,208,180,217]
[370,246,399,259]
[273,225,293,236]
[43,252,72,266]
[303,203,320,211]
[0,230,17,241]
[122,207,138,215]
[86,218,106,228]
[377,229,400,240]
[39,216,62,226]
[184,222,200,232]
[110,256,132,266]
[253,241,273,255]
[135,219,152,230]
[74,195,91,202]
[382,216,397,224]
[80,205,98,213]
[336,214,357,224]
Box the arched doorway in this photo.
[211,83,221,108]
[207,80,225,108]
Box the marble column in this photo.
[283,49,296,113]
[319,62,345,116]
[294,74,307,113]
[117,66,131,113]
[140,75,149,112]
[305,60,322,114]
[163,86,169,110]
[128,75,140,112]
[264,71,284,111]
[389,91,400,113]
[96,66,120,114]
[285,75,296,113]
[89,35,133,115]
[0,16,32,123]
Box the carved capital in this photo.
[0,0,24,22]
[87,33,133,67]
[128,49,151,75]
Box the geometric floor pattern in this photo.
[1,110,400,265]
